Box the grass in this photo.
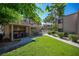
[2,36,79,56]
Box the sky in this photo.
[36,3,79,20]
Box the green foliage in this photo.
[47,3,66,16]
[48,30,56,35]
[32,13,41,24]
[68,34,78,42]
[44,14,54,23]
[0,3,43,25]
[52,3,66,16]
[45,6,50,12]
[52,23,58,31]
[0,6,23,24]
[2,36,79,56]
[45,3,66,23]
[51,30,56,34]
[64,32,69,37]
[48,31,52,35]
[57,32,64,38]
[45,4,66,32]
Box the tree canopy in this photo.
[46,3,66,21]
[45,3,66,32]
[44,14,54,23]
[0,3,43,25]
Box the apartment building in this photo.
[42,22,52,33]
[58,11,79,35]
[1,18,41,41]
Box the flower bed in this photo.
[48,31,79,44]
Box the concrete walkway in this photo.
[44,34,79,48]
[0,37,33,55]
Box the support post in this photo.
[26,26,28,33]
[29,26,31,36]
[11,24,14,41]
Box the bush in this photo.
[68,34,78,42]
[48,30,56,35]
[48,31,52,35]
[57,32,64,38]
[52,30,56,34]
[64,32,69,37]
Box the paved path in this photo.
[0,37,33,55]
[44,34,79,48]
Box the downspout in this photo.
[62,17,64,32]
[11,24,14,41]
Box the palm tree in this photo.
[46,3,66,31]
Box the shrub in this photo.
[52,24,58,31]
[57,32,64,38]
[48,31,52,35]
[64,32,69,37]
[52,30,56,34]
[48,30,56,35]
[68,34,78,42]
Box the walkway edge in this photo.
[44,34,79,48]
[0,37,33,55]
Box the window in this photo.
[58,19,62,24]
[58,28,63,32]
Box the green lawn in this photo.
[2,36,79,56]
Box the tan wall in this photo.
[3,24,30,39]
[58,23,63,29]
[63,13,78,33]
[76,13,79,35]
[4,25,11,39]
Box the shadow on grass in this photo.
[0,39,34,55]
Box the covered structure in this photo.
[3,23,32,41]
[2,18,41,41]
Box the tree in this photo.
[44,14,54,23]
[45,3,66,31]
[29,13,41,24]
[46,3,66,22]
[0,3,43,25]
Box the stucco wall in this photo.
[76,13,79,35]
[63,13,77,33]
[4,25,11,39]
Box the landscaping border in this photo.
[44,34,79,48]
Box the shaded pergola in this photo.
[4,23,32,41]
